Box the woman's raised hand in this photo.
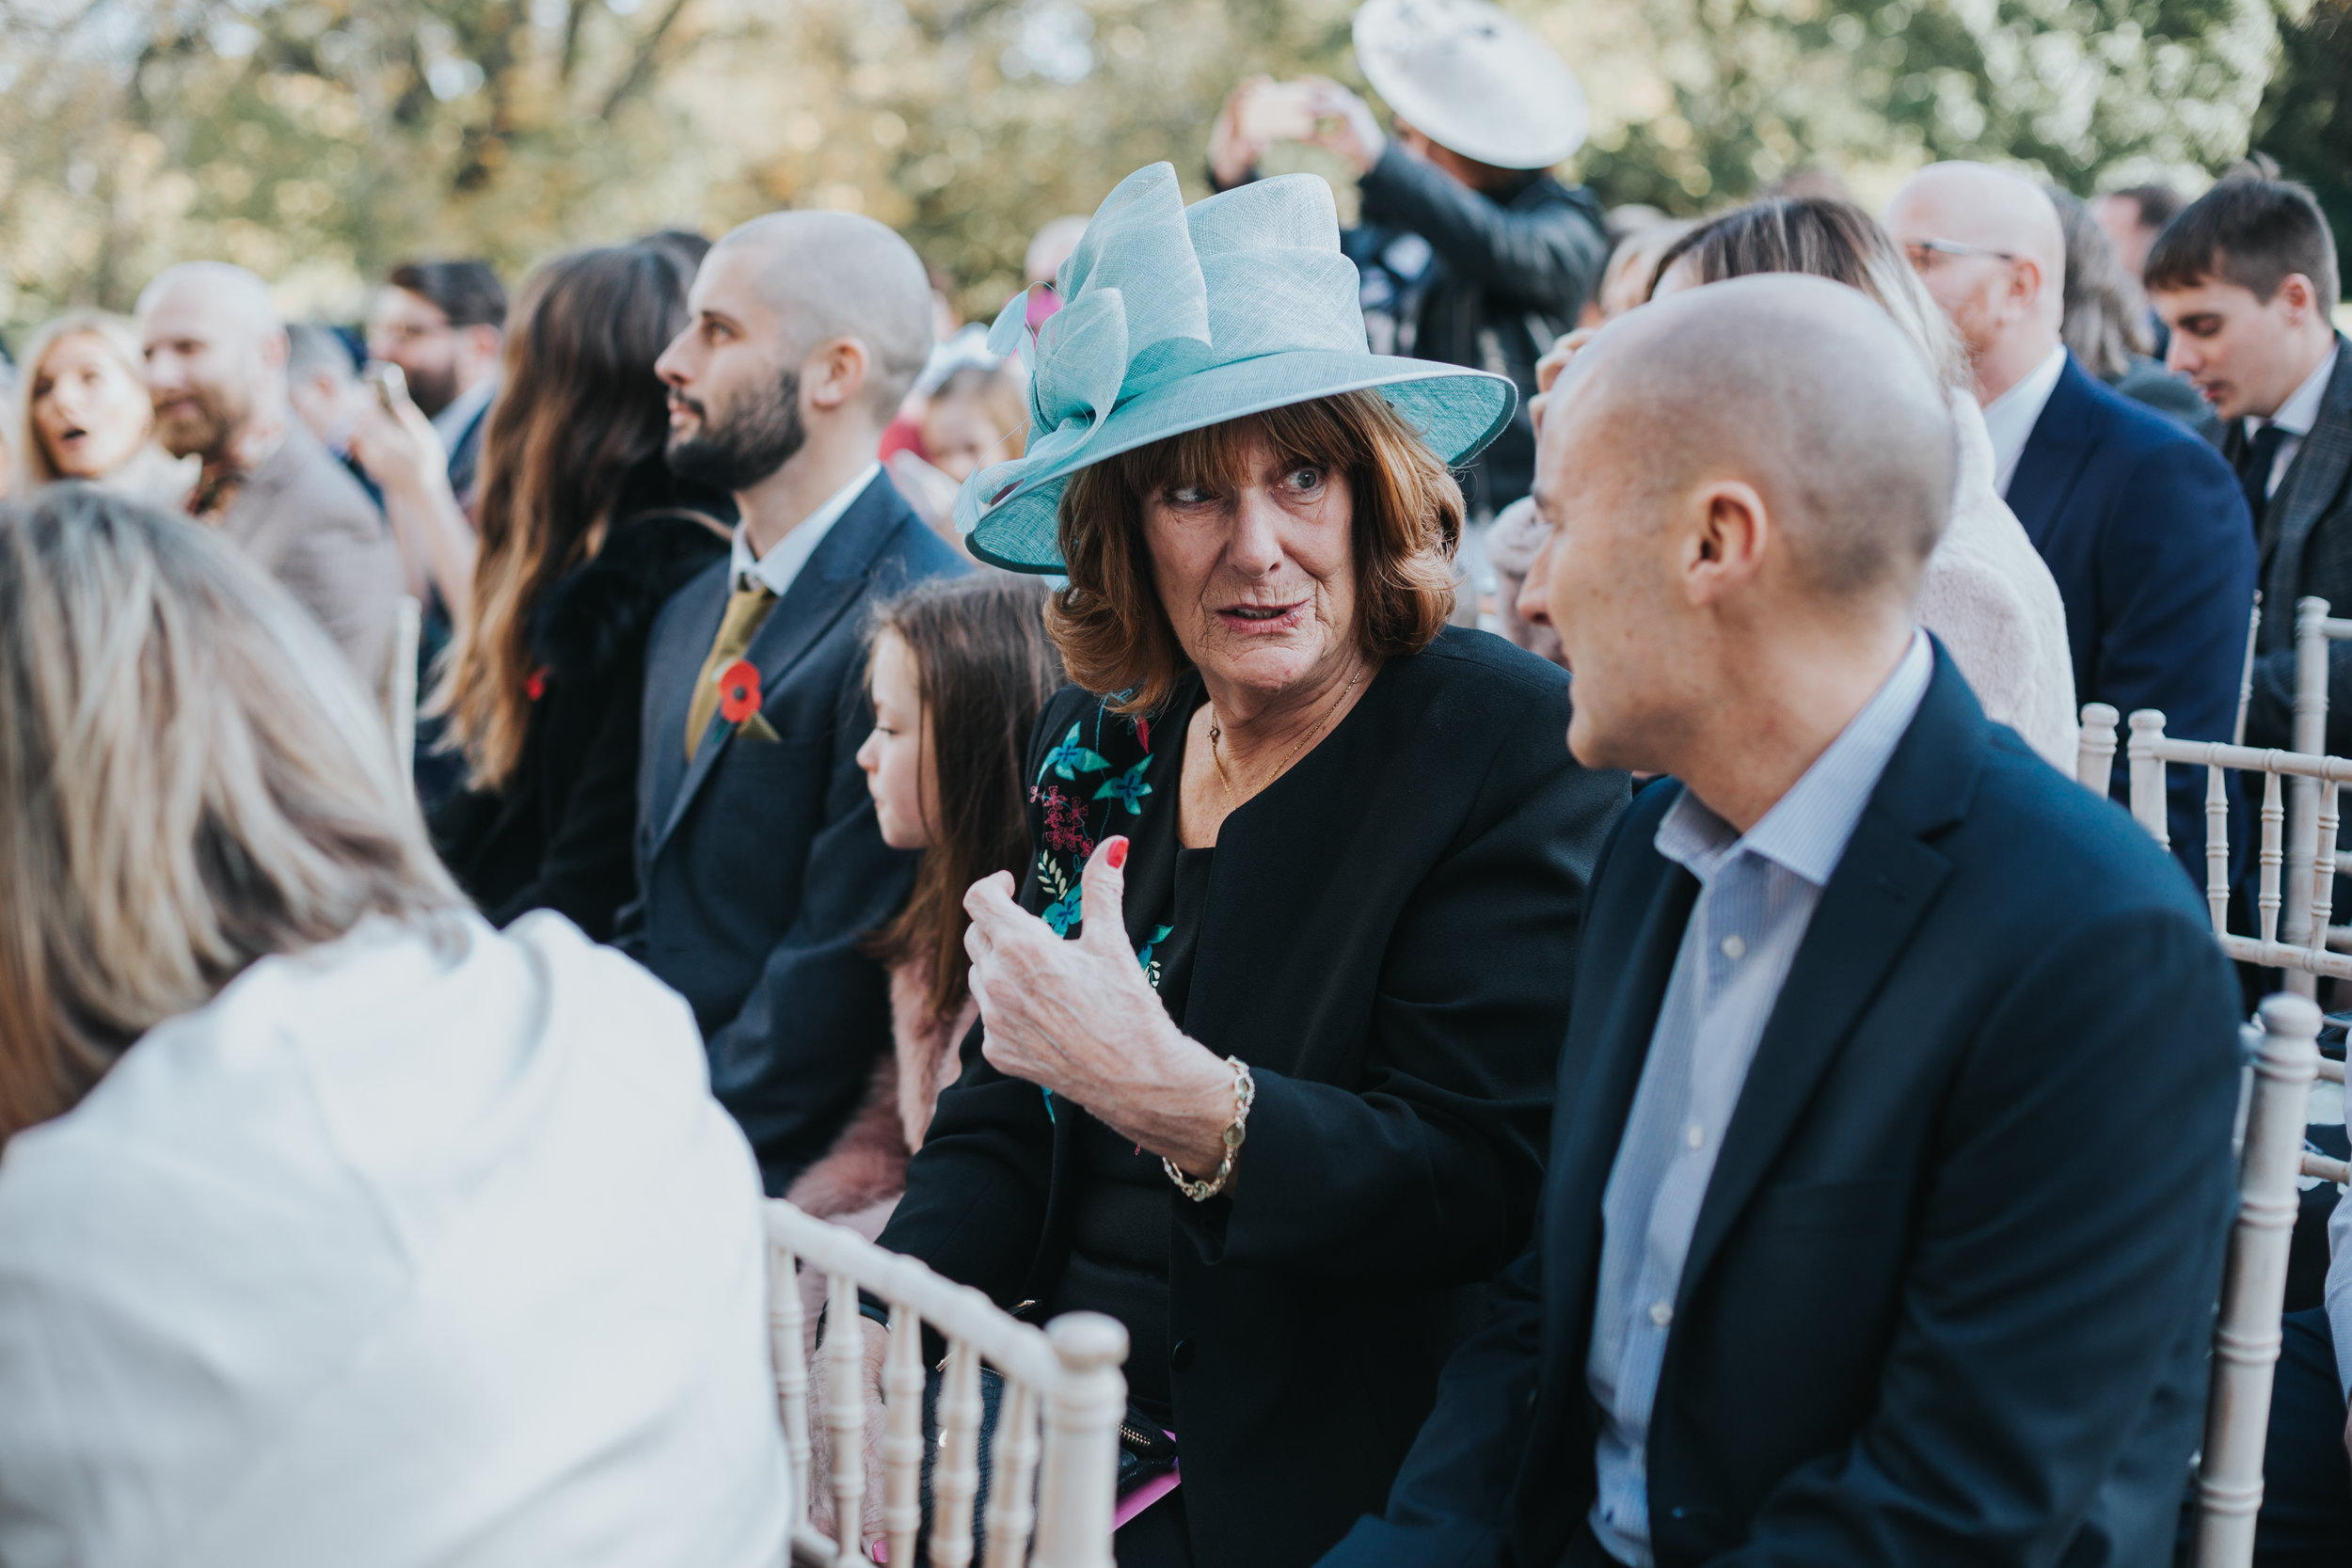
[963,839,1235,1178]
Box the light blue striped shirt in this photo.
[1585,631,1933,1566]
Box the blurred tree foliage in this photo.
[0,0,2288,342]
[2250,0,2350,261]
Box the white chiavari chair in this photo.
[765,1199,1128,1568]
[2076,707,2348,1566]
[386,594,422,812]
[2185,995,2325,1568]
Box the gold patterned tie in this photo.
[684,583,779,761]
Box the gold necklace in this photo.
[1207,658,1365,812]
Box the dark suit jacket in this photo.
[1320,647,2242,1568]
[214,424,405,698]
[613,472,965,1191]
[877,628,1630,1568]
[2239,338,2352,755]
[2009,355,2254,883]
[430,481,730,941]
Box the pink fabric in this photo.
[1113,1453,1181,1530]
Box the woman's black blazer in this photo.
[876,626,1629,1567]
[429,472,729,940]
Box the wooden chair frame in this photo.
[765,1199,1129,1568]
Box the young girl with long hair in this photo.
[784,573,1063,1236]
[429,240,732,939]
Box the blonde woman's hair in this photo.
[0,484,461,1145]
[11,311,151,491]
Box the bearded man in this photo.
[138,261,402,696]
[614,211,966,1194]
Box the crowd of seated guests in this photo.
[0,59,2349,1567]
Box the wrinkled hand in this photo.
[964,838,1233,1175]
[1305,77,1385,175]
[1209,76,1275,190]
[347,386,450,501]
[805,1315,890,1560]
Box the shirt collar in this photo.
[1980,343,2069,497]
[1656,629,1935,888]
[729,462,882,596]
[2255,345,2338,439]
[429,372,497,449]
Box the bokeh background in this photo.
[2,0,2344,336]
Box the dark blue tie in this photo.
[2239,422,2287,530]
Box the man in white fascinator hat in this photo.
[1208,0,1609,521]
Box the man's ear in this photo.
[461,323,503,367]
[1683,480,1767,608]
[803,336,873,414]
[2277,272,2319,326]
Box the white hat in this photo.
[1353,0,1588,171]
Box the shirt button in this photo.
[1649,1300,1674,1327]
[1685,1122,1705,1148]
[1720,934,1746,959]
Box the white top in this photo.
[2246,347,2339,499]
[0,912,789,1568]
[730,462,882,599]
[1587,633,1934,1566]
[1983,343,2070,499]
[1917,390,2079,770]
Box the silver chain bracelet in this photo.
[1164,1055,1255,1202]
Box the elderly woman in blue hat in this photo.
[835,163,1628,1567]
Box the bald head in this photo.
[708,211,933,416]
[1549,273,1956,600]
[1884,162,2067,400]
[136,262,288,463]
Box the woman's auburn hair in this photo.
[435,241,697,793]
[0,484,461,1147]
[1049,389,1463,715]
[863,574,1064,1023]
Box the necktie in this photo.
[684,583,779,761]
[2238,422,2288,531]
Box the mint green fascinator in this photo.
[956,161,1517,574]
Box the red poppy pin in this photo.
[717,659,781,742]
[525,667,549,702]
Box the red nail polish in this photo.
[1104,836,1129,870]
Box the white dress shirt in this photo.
[2245,347,2340,499]
[1982,344,2070,499]
[730,462,882,600]
[429,372,498,458]
[0,912,790,1568]
[1586,631,1934,1567]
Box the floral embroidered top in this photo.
[1024,681,1214,1425]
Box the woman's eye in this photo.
[1167,484,1215,507]
[1285,467,1325,492]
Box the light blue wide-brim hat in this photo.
[955,162,1517,574]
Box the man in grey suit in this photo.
[615,212,966,1194]
[2149,174,2352,755]
[138,262,403,699]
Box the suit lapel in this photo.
[1673,656,1980,1306]
[2004,359,2099,556]
[1538,832,1700,1391]
[2267,339,2352,595]
[650,474,904,857]
[644,565,727,847]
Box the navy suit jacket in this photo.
[2008,355,2255,884]
[613,473,966,1191]
[1318,647,2241,1568]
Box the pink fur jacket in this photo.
[783,958,977,1241]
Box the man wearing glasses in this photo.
[1887,162,2252,886]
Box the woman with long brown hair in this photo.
[429,240,732,940]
